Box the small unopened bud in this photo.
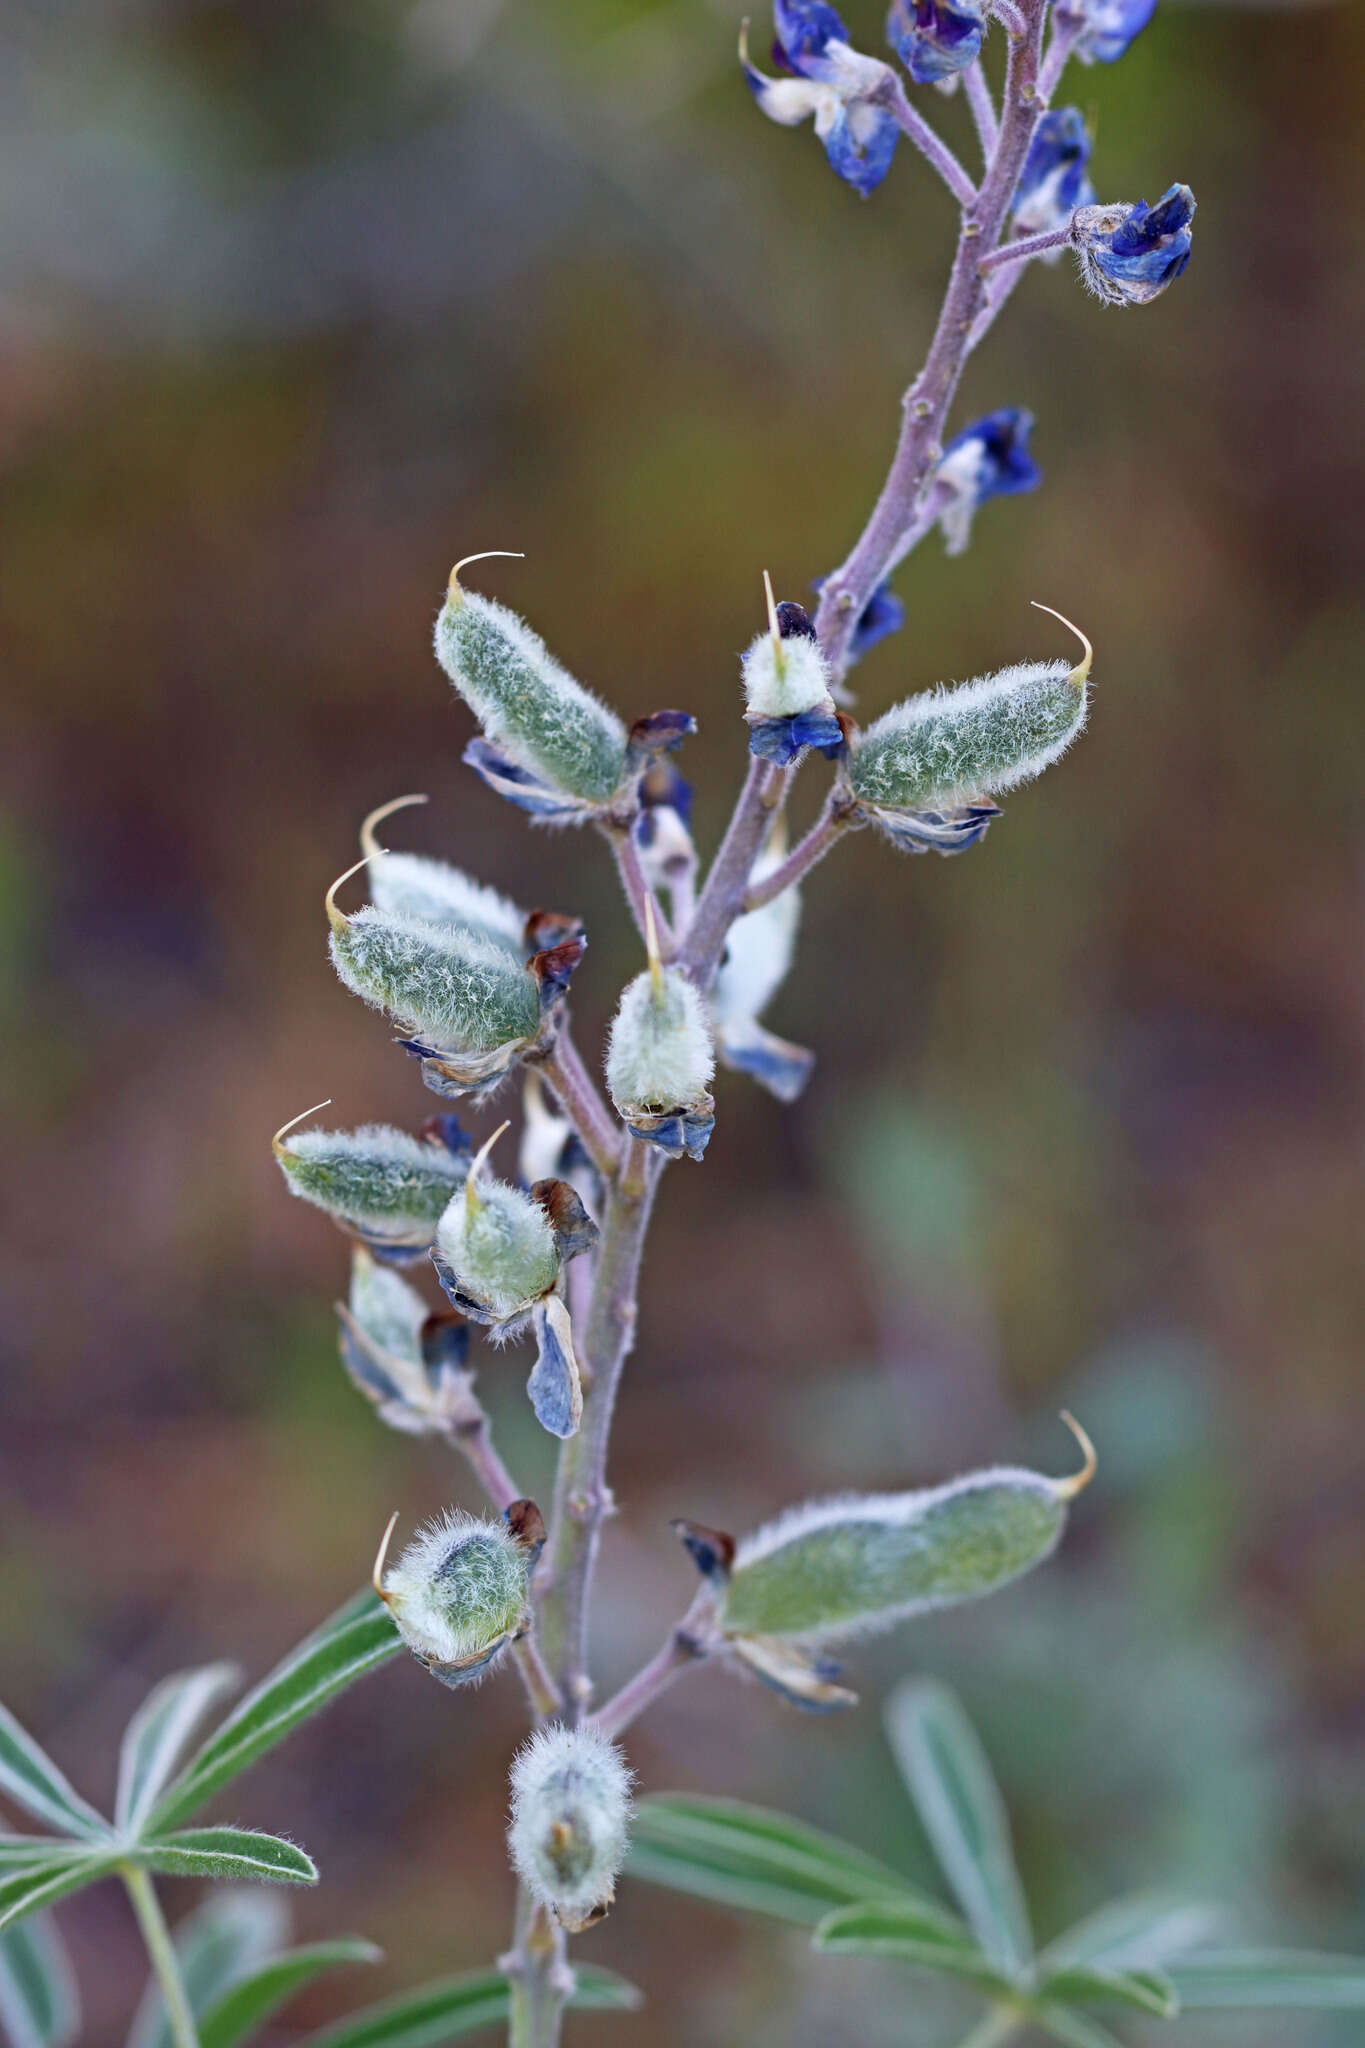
[274,1108,469,1255]
[712,1416,1096,1647]
[360,795,527,953]
[434,560,628,815]
[508,1724,633,1931]
[605,909,716,1160]
[846,607,1092,837]
[1072,186,1196,307]
[741,577,843,765]
[886,0,985,85]
[374,1503,541,1687]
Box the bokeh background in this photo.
[3,0,1363,2040]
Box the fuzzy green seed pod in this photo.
[848,609,1092,816]
[273,1107,469,1250]
[360,796,527,953]
[374,1502,544,1687]
[433,1143,561,1324]
[328,896,541,1050]
[605,912,716,1159]
[507,1724,633,1931]
[741,613,832,720]
[434,558,628,809]
[709,1417,1096,1647]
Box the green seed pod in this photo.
[273,1105,469,1251]
[360,795,527,953]
[604,906,716,1160]
[373,1500,545,1687]
[434,556,628,811]
[508,1724,633,1931]
[708,1417,1096,1647]
[847,608,1092,817]
[432,1126,562,1324]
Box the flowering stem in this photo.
[536,1032,623,1180]
[993,0,1028,34]
[122,1865,201,2048]
[874,73,978,208]
[963,61,1000,160]
[741,789,860,911]
[812,0,1050,685]
[1038,8,1083,99]
[978,221,1072,271]
[590,1592,719,1740]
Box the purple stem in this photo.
[538,1031,622,1180]
[963,60,1000,160]
[979,220,1072,271]
[742,790,860,912]
[875,72,978,209]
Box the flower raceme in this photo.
[741,2,900,197]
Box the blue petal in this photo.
[463,737,597,819]
[887,0,984,82]
[870,802,1001,854]
[526,1300,583,1439]
[747,710,846,764]
[624,1102,716,1162]
[821,98,899,194]
[1087,0,1157,62]
[944,407,1042,502]
[775,0,851,69]
[1016,108,1093,220]
[718,1019,816,1103]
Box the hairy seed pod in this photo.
[434,1165,559,1324]
[360,796,527,953]
[741,577,843,764]
[605,909,716,1159]
[848,607,1091,818]
[434,558,628,810]
[329,898,541,1050]
[714,1417,1095,1646]
[273,1108,469,1254]
[374,1504,541,1686]
[507,1724,633,1931]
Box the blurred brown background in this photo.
[2,0,1363,2040]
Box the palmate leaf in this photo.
[197,1939,381,2048]
[0,1707,109,1844]
[0,1854,120,1938]
[629,1795,953,1929]
[133,1830,317,1886]
[148,1591,402,1833]
[1041,1891,1222,1973]
[1168,1949,1365,2009]
[116,1666,241,1838]
[0,1914,79,2048]
[128,1891,290,2048]
[812,1901,1012,1994]
[1037,1963,1178,2017]
[300,1962,641,2047]
[884,1682,1032,1979]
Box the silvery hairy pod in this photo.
[508,1724,633,1932]
[336,1245,475,1437]
[326,850,585,1099]
[361,793,585,964]
[841,605,1092,854]
[712,826,814,1103]
[432,1125,598,1438]
[675,1416,1095,1710]
[740,576,844,766]
[273,1104,471,1263]
[373,1498,546,1688]
[1071,186,1196,306]
[605,902,716,1160]
[741,3,901,197]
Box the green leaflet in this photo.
[147,1591,403,1833]
[127,1891,289,2048]
[720,1468,1071,1644]
[300,1962,640,2047]
[0,1707,110,1844]
[0,1856,120,1938]
[1167,1950,1365,2009]
[197,1940,381,2048]
[0,1914,79,2048]
[115,1666,241,1838]
[1037,1964,1178,2017]
[811,1902,1014,1994]
[132,1830,317,1886]
[435,589,627,807]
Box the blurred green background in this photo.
[2,0,1363,2040]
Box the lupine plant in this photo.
[4,3,1360,2046]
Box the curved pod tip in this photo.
[1030,601,1093,691]
[447,550,526,606]
[325,852,379,932]
[372,1509,402,1602]
[272,1100,333,1160]
[1054,1409,1098,1501]
[360,793,429,861]
[465,1119,512,1222]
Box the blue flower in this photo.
[886,0,985,85]
[933,407,1041,555]
[811,575,905,666]
[742,4,900,196]
[1073,184,1195,306]
[1013,108,1094,242]
[1073,0,1157,64]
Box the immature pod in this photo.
[507,1724,633,1932]
[336,1246,473,1437]
[273,1106,471,1260]
[373,1500,545,1688]
[713,830,814,1103]
[432,1126,598,1438]
[741,577,843,765]
[845,606,1092,854]
[605,906,716,1160]
[327,855,582,1097]
[360,795,528,952]
[433,556,628,818]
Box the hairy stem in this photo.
[876,73,977,207]
[681,756,786,986]
[602,820,676,958]
[537,1032,623,1180]
[979,221,1072,271]
[590,1592,718,1740]
[813,0,1050,685]
[963,61,1000,159]
[506,1889,569,2048]
[742,790,860,911]
[122,1865,200,2048]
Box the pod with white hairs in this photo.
[336,1246,473,1437]
[326,851,584,1098]
[433,555,629,819]
[273,1106,471,1260]
[432,1125,598,1439]
[740,576,843,766]
[604,902,716,1160]
[844,606,1093,855]
[373,1500,545,1688]
[507,1724,633,1931]
[675,1418,1096,1705]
